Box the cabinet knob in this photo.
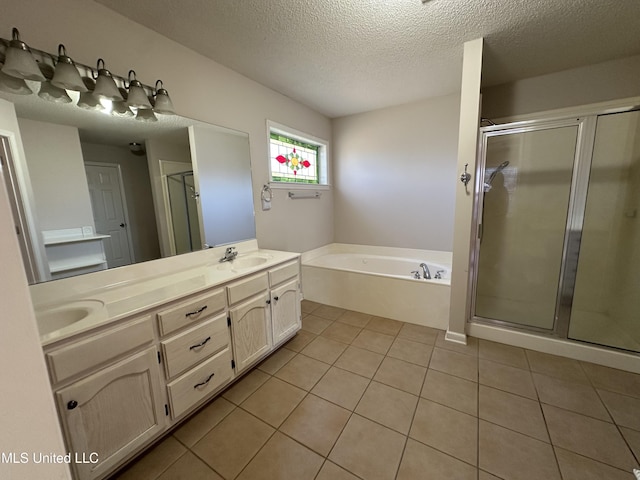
[266,299,271,305]
[67,400,78,410]
[273,296,279,302]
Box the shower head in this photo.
[488,161,509,184]
[484,161,510,192]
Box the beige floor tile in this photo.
[580,361,640,398]
[422,369,477,416]
[284,329,316,352]
[156,451,223,480]
[435,330,478,355]
[116,436,187,480]
[192,409,274,480]
[374,356,427,395]
[173,397,236,447]
[598,389,640,430]
[398,323,439,345]
[274,353,330,390]
[555,447,634,480]
[257,346,296,375]
[397,439,476,480]
[410,398,478,465]
[355,381,418,434]
[301,299,321,314]
[478,385,548,442]
[321,322,362,344]
[240,377,306,427]
[302,336,348,364]
[329,414,406,480]
[542,403,637,470]
[334,345,384,378]
[280,394,351,456]
[479,359,537,399]
[302,314,333,334]
[533,373,610,421]
[337,310,372,328]
[365,316,403,336]
[387,337,433,367]
[620,426,640,459]
[311,366,370,410]
[479,420,561,480]
[236,431,323,480]
[479,339,529,369]
[429,347,478,382]
[313,304,346,321]
[478,471,502,480]
[351,329,395,354]
[315,461,360,480]
[222,369,270,405]
[525,350,590,384]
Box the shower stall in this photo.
[166,171,201,255]
[471,108,640,354]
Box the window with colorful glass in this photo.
[269,132,321,184]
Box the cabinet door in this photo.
[56,347,165,480]
[271,278,301,346]
[229,293,272,373]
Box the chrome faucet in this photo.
[419,263,431,280]
[220,247,238,262]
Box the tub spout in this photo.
[419,263,431,280]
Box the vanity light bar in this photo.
[0,27,176,116]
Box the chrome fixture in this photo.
[0,27,176,119]
[419,263,431,280]
[483,160,509,192]
[0,28,45,81]
[460,163,471,187]
[220,247,238,263]
[411,270,422,279]
[435,270,444,279]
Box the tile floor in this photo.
[114,301,640,480]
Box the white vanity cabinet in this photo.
[269,261,302,347]
[46,317,164,480]
[227,272,272,373]
[156,288,234,419]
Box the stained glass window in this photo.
[269,133,319,184]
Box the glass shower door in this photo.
[568,110,640,352]
[474,124,579,330]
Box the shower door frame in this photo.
[469,116,595,337]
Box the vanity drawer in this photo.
[269,260,299,287]
[157,288,226,336]
[226,272,268,305]
[161,313,229,379]
[46,316,153,384]
[167,347,233,419]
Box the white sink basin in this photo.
[36,300,105,335]
[215,254,271,272]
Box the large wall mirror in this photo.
[0,89,256,285]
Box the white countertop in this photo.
[31,241,299,347]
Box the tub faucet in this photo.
[220,247,238,262]
[419,263,431,280]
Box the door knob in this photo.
[119,223,126,228]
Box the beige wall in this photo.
[482,54,640,120]
[81,142,161,262]
[332,94,460,251]
[18,119,94,232]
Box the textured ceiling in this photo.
[96,0,640,118]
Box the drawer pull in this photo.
[193,373,215,389]
[185,305,208,318]
[189,336,211,351]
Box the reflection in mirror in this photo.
[0,85,256,285]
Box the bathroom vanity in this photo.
[32,241,301,480]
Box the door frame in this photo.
[84,161,136,264]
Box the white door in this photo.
[85,163,133,268]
